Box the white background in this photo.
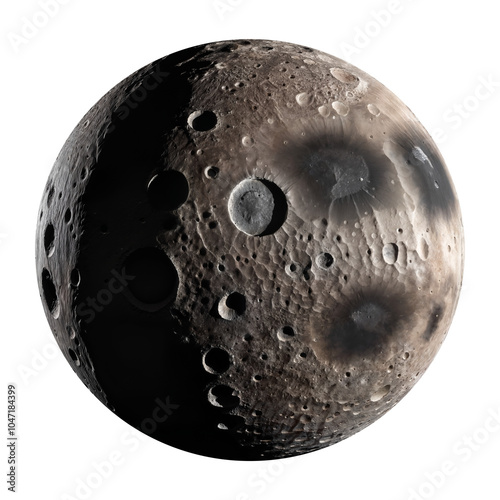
[1,1,499,499]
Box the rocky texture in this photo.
[35,39,464,460]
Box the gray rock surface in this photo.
[35,39,464,460]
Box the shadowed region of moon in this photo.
[147,170,189,211]
[123,247,178,305]
[35,39,464,461]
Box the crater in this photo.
[147,170,189,210]
[208,385,240,409]
[228,179,287,236]
[218,292,246,320]
[310,287,413,363]
[188,110,218,131]
[123,247,178,306]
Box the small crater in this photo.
[203,347,231,374]
[315,252,334,270]
[70,268,80,287]
[367,104,381,116]
[277,326,295,341]
[285,262,302,278]
[68,348,80,366]
[330,67,359,84]
[370,385,391,402]
[188,110,218,131]
[382,243,398,265]
[408,146,430,167]
[217,415,245,432]
[242,136,254,147]
[64,208,72,223]
[296,92,314,106]
[147,170,189,210]
[41,268,59,318]
[44,224,55,257]
[208,385,240,409]
[218,292,246,320]
[318,105,331,117]
[205,166,219,179]
[47,186,55,207]
[67,326,76,339]
[331,101,349,116]
[418,238,430,260]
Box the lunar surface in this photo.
[35,39,464,460]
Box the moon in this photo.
[35,39,464,460]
